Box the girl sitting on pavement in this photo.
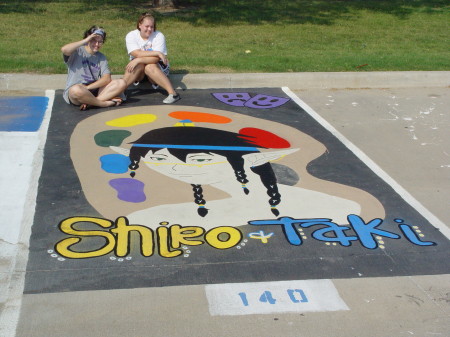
[122,13,180,104]
[61,25,127,110]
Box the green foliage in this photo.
[0,0,448,73]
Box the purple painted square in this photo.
[109,178,146,203]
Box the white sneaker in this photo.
[163,94,181,104]
[119,92,127,102]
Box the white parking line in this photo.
[0,90,54,337]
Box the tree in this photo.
[152,0,178,8]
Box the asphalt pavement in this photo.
[0,72,449,337]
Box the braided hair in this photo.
[128,127,282,217]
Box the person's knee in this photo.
[144,63,159,75]
[124,66,145,86]
[69,84,86,100]
[128,63,145,75]
[114,78,128,91]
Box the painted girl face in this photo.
[142,149,236,185]
[139,18,155,39]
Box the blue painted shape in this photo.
[348,214,400,249]
[287,289,308,303]
[0,96,49,132]
[259,291,276,304]
[238,292,249,306]
[399,224,436,246]
[100,154,130,174]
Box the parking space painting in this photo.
[0,96,48,131]
[24,88,450,293]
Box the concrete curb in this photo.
[1,71,449,93]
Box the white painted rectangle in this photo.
[205,279,349,316]
[0,132,40,243]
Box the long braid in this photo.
[191,184,208,217]
[129,146,148,178]
[235,170,249,194]
[251,163,281,216]
[128,160,139,178]
[226,153,250,195]
[266,184,281,216]
[227,153,281,214]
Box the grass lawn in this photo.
[0,0,448,74]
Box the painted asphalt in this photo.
[0,72,449,337]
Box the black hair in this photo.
[128,127,281,217]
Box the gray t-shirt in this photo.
[63,46,110,104]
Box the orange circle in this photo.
[169,111,232,124]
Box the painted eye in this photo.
[192,158,211,163]
[150,157,166,161]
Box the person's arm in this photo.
[61,33,97,56]
[126,50,167,72]
[85,56,111,89]
[85,73,112,90]
[125,31,167,72]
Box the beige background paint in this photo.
[70,105,384,222]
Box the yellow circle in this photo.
[205,227,242,249]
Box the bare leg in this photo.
[97,79,128,102]
[96,64,147,102]
[94,64,149,103]
[144,63,176,95]
[124,63,146,86]
[68,84,117,108]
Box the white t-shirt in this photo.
[125,29,167,60]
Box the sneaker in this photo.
[119,92,127,102]
[163,94,181,104]
[133,81,140,86]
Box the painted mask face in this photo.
[142,149,235,185]
[212,93,252,107]
[244,94,290,109]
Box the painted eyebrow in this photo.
[149,153,169,158]
[187,153,213,158]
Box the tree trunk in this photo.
[153,0,177,8]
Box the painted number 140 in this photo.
[238,289,308,306]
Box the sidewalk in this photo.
[1,72,449,337]
[1,71,449,94]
